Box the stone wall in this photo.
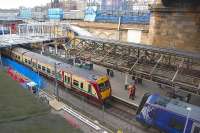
[86,28,128,42]
[71,20,148,42]
[148,1,200,52]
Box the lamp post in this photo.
[183,107,191,133]
[54,62,60,101]
[0,50,2,66]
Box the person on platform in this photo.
[128,82,136,100]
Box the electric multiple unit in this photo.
[4,47,112,103]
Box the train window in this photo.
[42,66,46,71]
[80,83,83,89]
[68,77,70,83]
[98,82,106,91]
[33,62,36,67]
[73,80,79,87]
[38,64,41,69]
[47,68,51,74]
[25,59,27,63]
[88,84,92,93]
[154,97,170,107]
[169,118,184,131]
[64,75,70,83]
[105,80,110,89]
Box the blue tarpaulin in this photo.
[2,56,45,89]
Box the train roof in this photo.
[14,48,104,81]
[147,94,200,122]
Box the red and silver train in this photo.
[3,47,112,103]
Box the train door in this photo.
[63,72,71,88]
[191,123,200,133]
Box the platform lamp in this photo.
[183,107,191,133]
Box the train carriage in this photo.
[6,47,111,103]
[136,94,200,133]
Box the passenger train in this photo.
[3,47,112,103]
[136,93,200,133]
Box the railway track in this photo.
[104,96,138,124]
[28,48,157,132]
[45,84,158,133]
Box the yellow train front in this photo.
[96,76,112,101]
[4,47,112,103]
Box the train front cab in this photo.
[96,76,112,102]
[136,94,200,133]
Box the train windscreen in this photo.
[136,93,151,114]
[98,80,110,91]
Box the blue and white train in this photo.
[136,93,200,133]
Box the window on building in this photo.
[25,59,27,63]
[17,56,20,60]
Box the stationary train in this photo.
[136,93,200,133]
[3,47,111,103]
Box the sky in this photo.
[0,0,51,9]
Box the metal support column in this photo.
[55,44,58,55]
[9,27,11,36]
[18,26,21,36]
[41,44,44,55]
[150,55,163,75]
[1,27,4,35]
[172,59,184,82]
[54,63,59,101]
[125,73,128,90]
[26,24,29,36]
[41,23,44,35]
[198,83,200,94]
[99,47,114,62]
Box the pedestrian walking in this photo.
[128,82,136,100]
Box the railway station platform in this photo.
[93,65,166,106]
[35,48,200,106]
[93,64,200,107]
